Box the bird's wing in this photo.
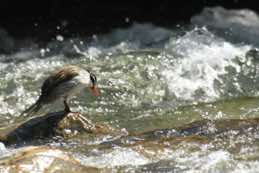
[40,66,80,99]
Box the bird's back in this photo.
[39,66,80,103]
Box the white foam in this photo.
[77,147,149,168]
[162,27,251,102]
[0,142,7,156]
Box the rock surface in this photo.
[0,111,123,146]
[0,146,101,173]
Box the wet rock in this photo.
[0,111,67,146]
[135,118,259,140]
[84,117,259,169]
[0,146,101,173]
[0,111,121,146]
[105,118,259,151]
[56,112,124,138]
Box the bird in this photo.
[20,65,100,117]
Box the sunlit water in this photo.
[2,7,259,173]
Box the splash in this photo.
[76,147,149,168]
[162,27,251,103]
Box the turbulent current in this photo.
[2,6,259,173]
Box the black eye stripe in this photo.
[90,73,97,85]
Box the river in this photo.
[1,6,259,173]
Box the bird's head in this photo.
[89,72,100,96]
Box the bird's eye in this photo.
[90,73,97,85]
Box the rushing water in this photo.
[2,6,259,173]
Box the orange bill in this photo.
[90,86,100,96]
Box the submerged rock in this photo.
[0,146,101,173]
[135,118,259,140]
[103,117,259,151]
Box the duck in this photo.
[21,65,100,116]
